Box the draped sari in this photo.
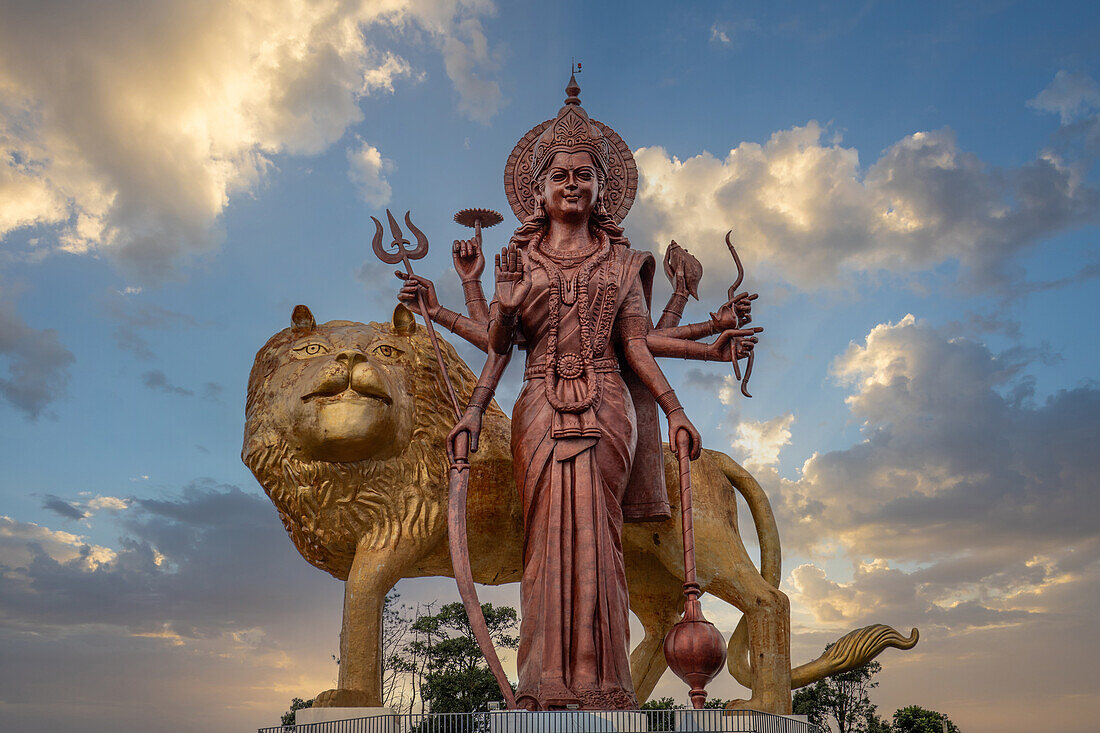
[507,241,662,710]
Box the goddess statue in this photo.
[398,75,761,711]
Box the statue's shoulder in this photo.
[614,244,655,283]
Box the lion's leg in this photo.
[706,538,792,714]
[627,562,684,703]
[315,542,418,708]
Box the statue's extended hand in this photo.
[494,243,531,315]
[708,327,764,361]
[395,271,440,317]
[453,236,485,282]
[447,407,484,459]
[710,292,758,331]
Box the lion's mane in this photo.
[242,318,489,580]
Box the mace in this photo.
[663,435,728,709]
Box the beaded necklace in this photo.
[528,229,612,414]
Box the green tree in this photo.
[793,683,828,731]
[280,697,313,726]
[641,696,683,731]
[892,705,960,733]
[792,647,883,733]
[864,710,892,733]
[399,601,519,714]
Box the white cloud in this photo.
[732,412,794,471]
[0,0,503,281]
[1028,70,1100,125]
[0,516,117,571]
[347,140,395,206]
[87,496,130,513]
[630,122,1099,291]
[438,17,506,123]
[710,24,732,45]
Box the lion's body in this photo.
[244,306,917,712]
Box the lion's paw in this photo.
[313,688,377,708]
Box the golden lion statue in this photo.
[243,303,917,711]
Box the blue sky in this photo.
[1,1,1097,731]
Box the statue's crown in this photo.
[531,74,612,178]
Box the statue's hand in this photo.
[708,327,763,361]
[447,407,484,458]
[453,236,485,282]
[669,411,702,461]
[494,243,531,315]
[663,241,702,299]
[710,291,758,331]
[395,272,440,317]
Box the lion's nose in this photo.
[335,350,366,369]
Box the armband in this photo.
[619,315,649,340]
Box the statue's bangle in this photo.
[662,291,688,318]
[435,307,461,331]
[690,321,713,340]
[468,386,495,412]
[462,280,486,304]
[655,389,683,415]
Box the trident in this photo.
[371,210,461,420]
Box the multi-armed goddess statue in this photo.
[397,74,784,712]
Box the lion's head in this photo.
[243,304,484,579]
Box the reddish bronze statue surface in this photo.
[396,74,762,711]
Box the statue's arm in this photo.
[453,236,491,323]
[653,290,757,341]
[652,320,716,341]
[448,347,511,456]
[655,288,691,330]
[646,331,721,360]
[396,272,489,352]
[647,330,761,362]
[486,301,518,355]
[431,308,490,353]
[616,278,702,458]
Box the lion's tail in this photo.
[711,452,919,690]
[708,451,781,689]
[789,624,919,688]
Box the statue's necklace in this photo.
[529,230,612,414]
[536,236,602,303]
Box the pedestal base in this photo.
[295,706,395,727]
[489,710,649,733]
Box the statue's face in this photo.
[542,152,599,222]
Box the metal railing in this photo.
[261,709,824,733]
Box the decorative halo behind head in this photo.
[504,74,637,224]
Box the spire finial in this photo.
[565,60,581,105]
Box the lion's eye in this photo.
[372,344,402,358]
[292,342,330,358]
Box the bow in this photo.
[448,432,518,708]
